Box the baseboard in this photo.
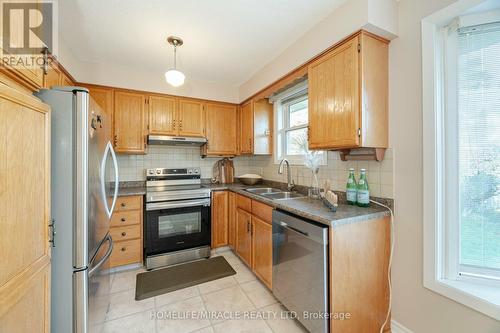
[391,320,414,333]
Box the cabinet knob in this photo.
[121,247,126,252]
[121,232,126,236]
[121,202,126,207]
[121,217,126,222]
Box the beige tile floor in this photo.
[100,248,308,333]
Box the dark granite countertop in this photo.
[206,183,391,227]
[115,180,391,227]
[116,181,146,197]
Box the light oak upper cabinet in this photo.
[114,91,147,154]
[240,99,272,155]
[148,95,178,136]
[211,191,229,248]
[85,85,114,118]
[203,102,238,156]
[0,83,51,333]
[308,31,388,151]
[178,99,205,137]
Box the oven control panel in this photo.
[146,167,201,177]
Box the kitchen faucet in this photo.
[278,158,296,191]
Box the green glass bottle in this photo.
[346,168,357,205]
[356,168,370,207]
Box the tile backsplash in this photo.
[116,146,394,198]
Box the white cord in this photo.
[370,199,394,333]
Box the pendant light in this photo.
[165,36,185,87]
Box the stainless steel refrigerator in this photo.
[36,87,119,333]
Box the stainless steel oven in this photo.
[145,168,211,269]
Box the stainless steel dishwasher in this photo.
[272,210,329,333]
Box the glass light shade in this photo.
[165,69,185,87]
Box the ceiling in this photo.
[59,0,345,86]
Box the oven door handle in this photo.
[146,199,211,211]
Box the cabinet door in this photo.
[205,102,238,155]
[178,99,205,137]
[0,84,51,333]
[240,101,253,154]
[252,216,273,289]
[228,192,236,249]
[114,91,146,153]
[308,36,360,149]
[236,208,252,266]
[43,60,61,88]
[149,96,178,135]
[60,71,74,86]
[211,191,229,248]
[253,99,272,155]
[87,86,114,118]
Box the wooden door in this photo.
[251,216,273,289]
[178,99,205,137]
[228,192,236,249]
[205,102,238,155]
[308,35,360,150]
[0,83,51,333]
[43,61,61,88]
[149,96,178,135]
[211,191,229,248]
[240,101,253,154]
[114,91,146,153]
[235,208,252,266]
[253,99,272,155]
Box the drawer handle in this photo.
[121,247,126,252]
[121,232,126,237]
[121,202,126,207]
[121,218,126,222]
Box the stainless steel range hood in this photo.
[148,135,207,147]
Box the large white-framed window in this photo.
[272,81,326,165]
[422,0,500,321]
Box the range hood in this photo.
[148,135,207,147]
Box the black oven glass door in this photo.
[146,205,210,255]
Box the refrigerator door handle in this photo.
[89,235,113,277]
[100,141,119,218]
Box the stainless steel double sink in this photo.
[245,187,306,200]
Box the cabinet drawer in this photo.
[236,194,251,212]
[110,239,142,268]
[115,196,142,211]
[251,200,272,224]
[111,210,141,227]
[110,225,141,242]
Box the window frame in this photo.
[422,0,500,321]
[272,80,326,165]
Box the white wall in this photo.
[389,0,500,331]
[238,0,398,101]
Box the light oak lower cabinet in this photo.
[329,216,391,333]
[234,194,273,289]
[211,191,229,248]
[110,196,143,268]
[251,216,273,289]
[0,82,51,333]
[235,207,253,267]
[228,192,237,248]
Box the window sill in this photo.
[424,278,500,320]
